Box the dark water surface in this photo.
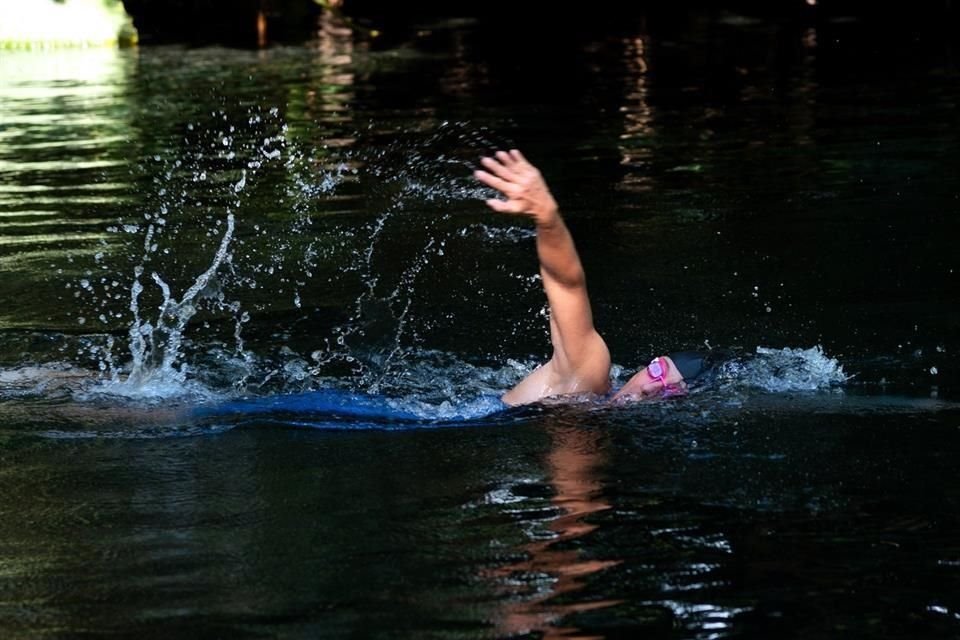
[1,10,959,638]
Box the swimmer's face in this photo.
[612,355,686,402]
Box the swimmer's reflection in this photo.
[489,421,621,638]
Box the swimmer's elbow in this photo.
[566,333,611,390]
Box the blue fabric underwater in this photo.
[207,390,422,420]
[193,389,511,429]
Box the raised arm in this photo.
[475,150,610,404]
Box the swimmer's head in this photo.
[611,351,714,402]
[611,354,687,402]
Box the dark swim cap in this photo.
[667,351,709,381]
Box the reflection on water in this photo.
[303,11,356,148]
[618,34,654,191]
[489,422,621,638]
[0,48,133,293]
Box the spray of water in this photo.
[119,213,235,394]
[41,114,860,423]
[74,106,352,400]
[716,345,848,392]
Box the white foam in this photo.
[719,345,848,392]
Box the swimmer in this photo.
[475,150,712,405]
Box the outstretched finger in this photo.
[474,169,510,194]
[480,156,516,181]
[495,150,518,168]
[509,149,529,167]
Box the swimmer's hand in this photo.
[474,150,559,226]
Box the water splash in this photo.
[111,213,236,398]
[718,345,848,392]
[215,348,529,425]
[73,106,349,400]
[44,120,853,416]
[74,115,505,404]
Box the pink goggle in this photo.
[647,357,668,389]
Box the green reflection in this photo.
[0,46,135,331]
[0,0,136,48]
